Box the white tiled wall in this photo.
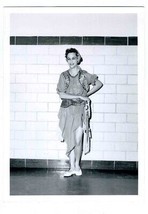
[10,45,138,161]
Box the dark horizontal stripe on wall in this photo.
[60,36,82,45]
[128,37,138,45]
[106,37,127,45]
[83,37,104,45]
[10,36,15,45]
[10,159,138,171]
[10,36,138,46]
[16,36,37,45]
[38,36,59,45]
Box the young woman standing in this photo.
[57,48,103,177]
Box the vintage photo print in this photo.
[0,1,146,214]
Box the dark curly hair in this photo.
[65,48,83,65]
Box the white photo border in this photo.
[0,1,147,214]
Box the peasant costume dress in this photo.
[57,68,98,156]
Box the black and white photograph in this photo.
[0,1,147,214]
[9,10,138,195]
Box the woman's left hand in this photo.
[79,96,90,103]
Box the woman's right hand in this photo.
[79,96,90,103]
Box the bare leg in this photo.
[64,127,83,177]
[64,149,75,177]
[69,149,75,170]
[74,127,83,170]
[74,143,82,170]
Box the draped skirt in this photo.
[58,104,85,156]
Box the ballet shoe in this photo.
[64,169,75,177]
[74,169,82,176]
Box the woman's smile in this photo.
[67,53,78,68]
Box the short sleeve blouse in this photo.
[57,69,98,94]
[57,73,67,94]
[84,72,98,86]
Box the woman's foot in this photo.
[74,167,82,176]
[64,169,75,177]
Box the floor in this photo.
[10,169,138,195]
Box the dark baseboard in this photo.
[10,159,138,171]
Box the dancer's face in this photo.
[66,52,78,69]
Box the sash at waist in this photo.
[61,99,85,108]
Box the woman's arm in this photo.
[59,92,90,102]
[58,92,80,100]
[58,79,103,101]
[87,79,103,97]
